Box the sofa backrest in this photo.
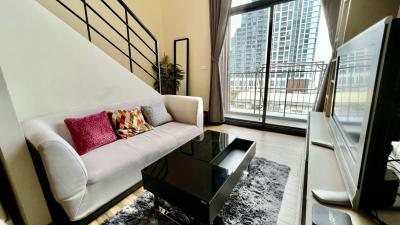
[22,97,163,148]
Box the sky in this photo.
[314,9,332,62]
[232,0,252,8]
[230,0,252,38]
[229,0,332,63]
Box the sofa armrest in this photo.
[23,121,88,204]
[163,95,203,130]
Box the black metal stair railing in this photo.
[55,0,161,92]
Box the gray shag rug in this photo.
[102,157,290,225]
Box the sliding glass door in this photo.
[226,7,271,123]
[225,0,330,131]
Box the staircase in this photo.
[50,0,161,91]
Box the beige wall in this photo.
[36,0,166,88]
[0,70,48,225]
[160,0,211,110]
[0,0,161,224]
[1,0,160,121]
[344,0,400,42]
[37,0,212,111]
[324,0,400,114]
[336,0,400,46]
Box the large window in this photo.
[226,0,331,129]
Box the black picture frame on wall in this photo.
[174,38,189,96]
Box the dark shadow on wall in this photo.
[0,150,24,225]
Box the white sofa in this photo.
[22,95,203,223]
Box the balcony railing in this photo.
[227,62,327,122]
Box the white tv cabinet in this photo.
[303,112,400,225]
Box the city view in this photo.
[227,0,330,127]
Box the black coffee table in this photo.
[142,130,256,225]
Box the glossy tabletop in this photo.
[142,130,240,202]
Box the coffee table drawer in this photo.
[141,131,256,225]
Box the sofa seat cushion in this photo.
[81,130,177,185]
[152,122,202,147]
[81,122,201,185]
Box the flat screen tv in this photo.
[329,16,400,210]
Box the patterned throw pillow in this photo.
[108,107,153,139]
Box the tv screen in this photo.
[333,45,379,161]
[330,17,400,209]
[331,17,389,205]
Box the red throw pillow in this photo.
[64,111,117,155]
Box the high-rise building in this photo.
[229,0,322,73]
[229,8,269,73]
[228,0,324,118]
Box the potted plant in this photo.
[154,55,184,94]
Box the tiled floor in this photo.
[89,124,306,225]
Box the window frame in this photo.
[231,0,293,16]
